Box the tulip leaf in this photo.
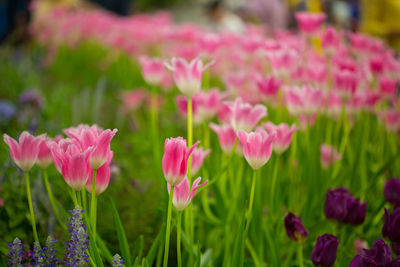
[146,225,163,266]
[232,214,245,267]
[111,198,132,266]
[132,235,144,261]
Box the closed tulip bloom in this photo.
[264,122,297,154]
[228,98,267,132]
[37,137,53,169]
[237,128,275,170]
[86,151,113,196]
[384,178,400,207]
[3,132,46,172]
[350,239,393,267]
[320,144,341,169]
[383,208,400,255]
[321,27,339,54]
[284,212,308,242]
[324,187,367,225]
[295,12,326,34]
[311,234,339,267]
[139,56,165,86]
[162,137,199,186]
[209,123,237,153]
[61,146,92,191]
[165,57,213,98]
[190,147,211,175]
[50,138,74,173]
[168,177,208,211]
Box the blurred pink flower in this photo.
[320,144,341,169]
[379,77,397,99]
[227,98,267,132]
[264,122,297,154]
[191,147,211,175]
[295,12,326,35]
[139,56,166,86]
[256,75,282,101]
[37,137,53,169]
[237,128,275,170]
[165,57,214,97]
[209,123,237,153]
[379,110,400,132]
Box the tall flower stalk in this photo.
[25,172,39,243]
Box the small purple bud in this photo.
[311,234,339,267]
[284,212,309,242]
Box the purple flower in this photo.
[385,178,400,207]
[64,206,89,266]
[311,234,339,267]
[284,212,309,242]
[324,187,366,225]
[350,239,393,267]
[383,208,400,256]
[112,254,124,267]
[7,238,25,266]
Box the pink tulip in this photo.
[64,124,117,169]
[162,137,199,186]
[139,56,166,86]
[320,144,341,169]
[263,122,297,154]
[237,128,275,170]
[191,147,211,175]
[332,69,358,100]
[3,132,46,172]
[209,123,237,153]
[321,26,339,54]
[295,12,326,35]
[59,144,92,191]
[379,110,400,132]
[37,137,53,169]
[86,151,113,196]
[256,75,282,101]
[119,89,147,113]
[379,77,397,99]
[228,98,267,132]
[168,177,208,211]
[284,85,324,116]
[50,138,74,173]
[176,89,226,124]
[325,92,343,119]
[165,57,214,97]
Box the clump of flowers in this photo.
[64,206,89,266]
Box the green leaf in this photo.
[232,214,245,267]
[111,198,132,266]
[132,235,144,261]
[146,225,164,266]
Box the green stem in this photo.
[43,170,67,230]
[177,212,182,267]
[163,186,174,267]
[25,172,39,243]
[270,157,279,212]
[81,188,87,211]
[71,188,78,207]
[245,170,257,233]
[187,97,193,179]
[297,244,304,267]
[90,169,97,243]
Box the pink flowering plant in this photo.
[1,5,400,267]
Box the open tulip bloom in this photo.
[168,176,208,211]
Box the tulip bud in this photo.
[311,234,339,267]
[284,212,308,243]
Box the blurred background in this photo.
[1,0,400,50]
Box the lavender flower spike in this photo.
[64,206,89,266]
[8,238,25,267]
[112,254,124,267]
